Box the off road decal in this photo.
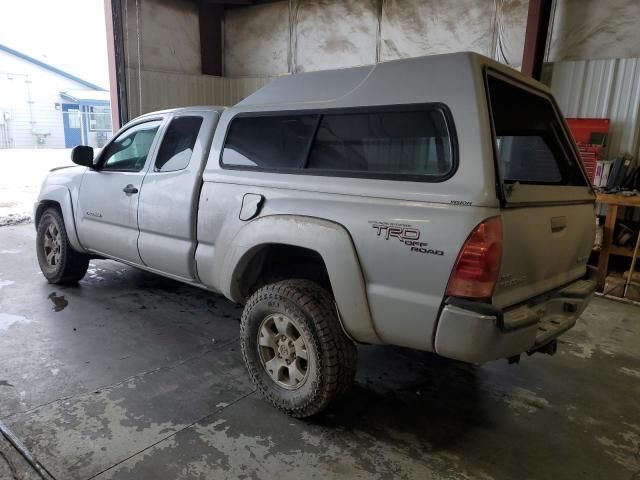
[369,221,444,256]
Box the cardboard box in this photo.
[604,275,640,301]
[594,160,614,187]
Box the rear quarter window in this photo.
[222,115,317,169]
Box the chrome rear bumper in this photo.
[434,267,597,364]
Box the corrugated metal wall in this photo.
[550,57,640,160]
[125,68,273,118]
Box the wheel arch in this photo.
[222,215,381,345]
[35,185,85,253]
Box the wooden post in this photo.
[103,0,128,129]
[597,204,618,290]
[521,0,553,80]
[199,2,223,76]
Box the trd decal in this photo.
[369,221,444,256]
[498,273,527,288]
[370,224,419,241]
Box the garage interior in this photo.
[1,0,640,479]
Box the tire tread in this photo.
[240,279,357,418]
[37,208,89,284]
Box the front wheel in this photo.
[36,208,89,284]
[240,279,357,418]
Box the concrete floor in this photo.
[0,224,639,480]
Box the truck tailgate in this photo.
[493,203,594,309]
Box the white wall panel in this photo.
[548,0,640,62]
[551,57,640,160]
[0,50,92,148]
[381,0,497,61]
[224,0,529,77]
[122,0,201,75]
[494,0,529,67]
[224,3,289,77]
[295,0,378,73]
[126,68,274,118]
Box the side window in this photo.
[155,116,204,172]
[307,109,452,177]
[222,115,318,169]
[68,108,81,128]
[100,120,161,172]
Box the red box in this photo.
[566,118,610,185]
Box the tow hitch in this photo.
[528,339,558,356]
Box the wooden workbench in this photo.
[595,193,640,289]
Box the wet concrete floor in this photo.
[1,224,639,479]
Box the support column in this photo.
[521,0,553,81]
[104,0,128,130]
[199,2,224,76]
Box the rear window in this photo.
[221,106,455,181]
[486,74,586,186]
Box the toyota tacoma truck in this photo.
[34,52,597,417]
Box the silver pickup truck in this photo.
[34,52,596,417]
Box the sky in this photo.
[0,0,109,89]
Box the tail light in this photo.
[445,216,503,300]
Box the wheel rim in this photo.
[257,313,310,390]
[43,222,62,268]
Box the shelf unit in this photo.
[595,193,640,290]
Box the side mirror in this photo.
[71,145,94,168]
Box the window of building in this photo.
[67,108,81,129]
[89,106,112,132]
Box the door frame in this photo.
[75,115,169,264]
[62,103,83,148]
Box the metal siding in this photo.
[0,50,83,148]
[125,67,274,118]
[551,57,640,160]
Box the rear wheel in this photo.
[36,208,89,284]
[240,279,357,418]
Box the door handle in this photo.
[550,216,566,232]
[123,184,139,195]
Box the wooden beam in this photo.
[199,1,223,76]
[104,0,128,129]
[521,0,553,81]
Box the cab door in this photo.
[76,118,164,264]
[137,111,218,280]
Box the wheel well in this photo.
[237,244,331,301]
[34,200,61,227]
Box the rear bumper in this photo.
[434,267,597,364]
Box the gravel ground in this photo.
[0,149,74,226]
